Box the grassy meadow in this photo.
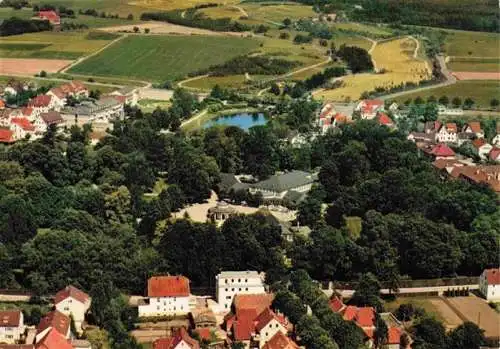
[68,35,260,82]
[0,7,34,19]
[315,37,431,102]
[448,57,500,72]
[443,29,500,58]
[0,31,117,59]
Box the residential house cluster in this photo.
[0,285,91,349]
[329,296,411,349]
[140,272,299,349]
[318,102,351,134]
[0,79,127,144]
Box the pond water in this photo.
[203,112,267,130]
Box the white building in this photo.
[35,310,71,343]
[254,309,288,348]
[248,171,317,201]
[355,99,384,119]
[435,123,458,143]
[61,97,124,127]
[110,86,139,106]
[479,268,500,301]
[216,271,266,311]
[54,285,91,334]
[138,276,192,318]
[0,310,24,344]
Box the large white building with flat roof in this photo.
[216,271,266,311]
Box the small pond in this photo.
[203,112,267,130]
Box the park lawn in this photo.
[241,3,315,25]
[333,22,393,36]
[391,80,500,108]
[448,57,500,72]
[0,31,117,59]
[443,29,500,58]
[0,7,34,19]
[315,37,431,102]
[68,35,260,82]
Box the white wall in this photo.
[138,296,190,317]
[216,273,265,311]
[0,312,24,344]
[56,298,90,333]
[258,319,286,348]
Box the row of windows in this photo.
[224,287,249,292]
[156,305,184,311]
[224,278,249,284]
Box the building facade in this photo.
[138,276,192,318]
[216,271,266,311]
[54,286,91,334]
[479,268,500,301]
[0,311,24,344]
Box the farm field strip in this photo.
[0,58,72,75]
[314,37,431,101]
[67,35,260,82]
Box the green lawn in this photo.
[444,29,500,58]
[0,7,34,19]
[64,15,140,28]
[68,35,261,82]
[392,80,500,108]
[448,57,500,72]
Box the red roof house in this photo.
[377,112,394,127]
[430,143,455,158]
[54,285,90,305]
[0,310,22,327]
[0,129,14,143]
[37,11,60,25]
[262,331,299,349]
[153,327,199,349]
[234,293,274,317]
[328,296,346,313]
[387,327,402,345]
[483,268,500,285]
[11,118,35,132]
[36,310,70,339]
[147,276,190,297]
[489,147,500,161]
[28,95,52,108]
[35,328,72,349]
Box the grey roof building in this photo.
[249,170,317,200]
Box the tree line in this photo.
[194,56,300,77]
[0,17,52,36]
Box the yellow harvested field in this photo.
[200,6,243,20]
[128,0,238,11]
[315,37,431,101]
[241,3,315,24]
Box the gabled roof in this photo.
[21,107,34,117]
[464,121,482,133]
[0,310,22,327]
[441,122,457,133]
[472,138,487,149]
[484,268,500,285]
[35,328,72,349]
[147,276,190,297]
[40,111,63,125]
[36,310,70,337]
[430,143,455,157]
[234,293,274,317]
[11,118,35,131]
[359,99,383,114]
[232,308,257,341]
[328,296,346,313]
[54,285,90,305]
[252,171,317,193]
[262,331,299,349]
[377,112,394,126]
[0,129,14,143]
[254,308,286,332]
[28,95,52,108]
[342,306,375,328]
[38,11,60,23]
[153,327,199,349]
[489,147,500,161]
[387,327,402,345]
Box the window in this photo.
[64,307,70,311]
[245,288,248,291]
[225,304,228,309]
[232,288,234,291]
[231,279,234,283]
[225,279,228,284]
[225,288,228,292]
[157,306,160,310]
[239,288,241,291]
[245,279,248,283]
[226,296,232,300]
[238,279,241,283]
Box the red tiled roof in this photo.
[147,276,190,297]
[360,99,383,114]
[490,147,500,161]
[0,129,14,143]
[485,268,500,285]
[153,327,199,349]
[21,107,33,117]
[464,121,482,134]
[356,307,375,327]
[472,138,487,149]
[377,112,394,126]
[40,111,63,125]
[54,285,90,305]
[11,118,35,131]
[36,310,70,337]
[38,11,60,24]
[387,327,402,345]
[0,100,5,109]
[50,81,88,99]
[0,310,21,327]
[445,123,457,133]
[232,308,257,341]
[363,328,374,339]
[234,294,273,317]
[35,328,72,349]
[334,112,348,124]
[328,296,345,313]
[28,95,52,108]
[254,308,287,332]
[262,331,299,349]
[430,143,455,157]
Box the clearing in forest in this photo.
[68,35,260,82]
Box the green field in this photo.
[64,15,140,28]
[392,80,500,108]
[333,22,394,37]
[0,31,117,59]
[444,29,500,58]
[448,57,499,72]
[0,7,34,19]
[68,35,260,82]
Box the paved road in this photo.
[324,284,479,298]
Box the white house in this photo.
[28,95,59,118]
[61,97,124,127]
[462,122,484,138]
[438,105,463,116]
[254,308,288,348]
[492,134,500,147]
[355,99,384,119]
[435,123,458,143]
[0,310,24,344]
[33,111,64,134]
[47,81,89,108]
[472,139,493,160]
[110,86,139,106]
[479,268,500,301]
[54,285,91,334]
[216,271,266,311]
[35,310,71,343]
[138,276,192,318]
[152,327,199,349]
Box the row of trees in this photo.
[194,56,300,77]
[0,17,52,36]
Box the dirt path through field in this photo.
[177,74,210,89]
[363,36,378,70]
[230,5,248,17]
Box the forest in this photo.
[0,17,52,36]
[194,56,300,77]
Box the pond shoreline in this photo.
[182,107,266,131]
